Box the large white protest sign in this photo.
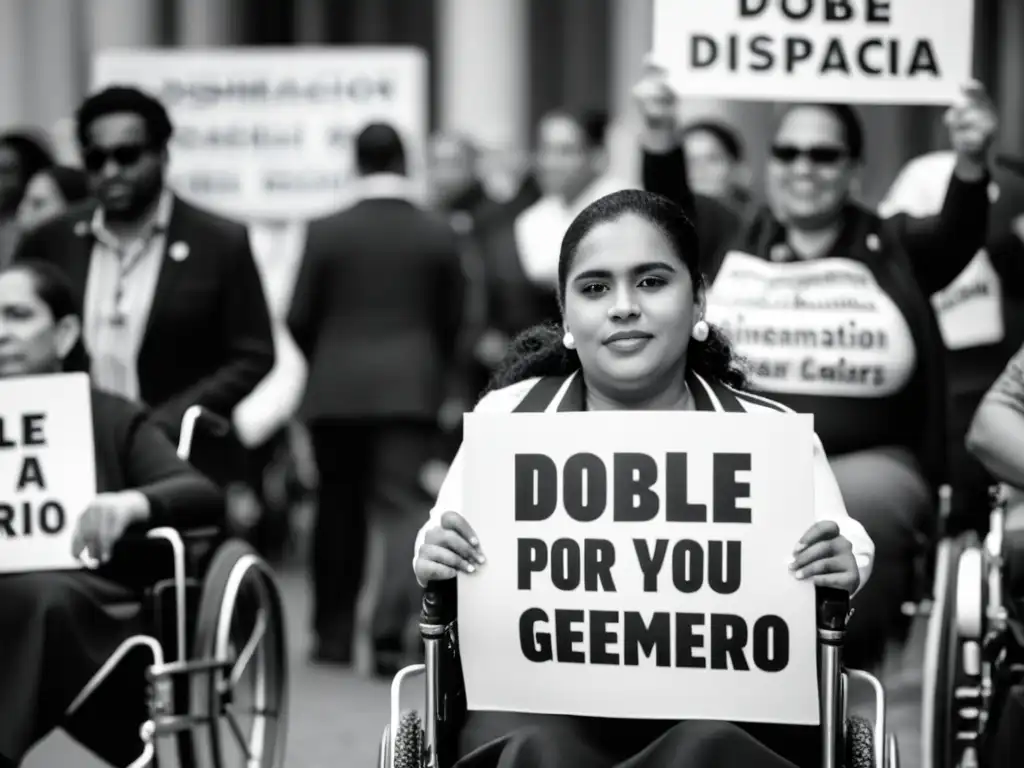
[458,411,819,725]
[707,252,918,397]
[653,0,975,105]
[0,374,96,574]
[93,48,428,221]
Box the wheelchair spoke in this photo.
[227,703,280,719]
[223,703,259,763]
[230,607,268,688]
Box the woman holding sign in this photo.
[413,190,874,767]
[0,260,223,768]
[634,63,999,672]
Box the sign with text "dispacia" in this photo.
[653,0,975,105]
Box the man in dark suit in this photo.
[289,123,465,671]
[13,87,274,468]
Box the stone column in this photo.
[0,0,28,126]
[436,0,528,151]
[295,0,328,43]
[177,0,233,46]
[87,0,158,52]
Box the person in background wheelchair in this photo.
[963,342,1024,762]
[0,259,223,768]
[412,190,876,767]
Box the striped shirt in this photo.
[414,370,875,593]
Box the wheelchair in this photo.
[922,483,1024,768]
[59,406,289,768]
[377,580,900,768]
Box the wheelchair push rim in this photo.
[188,540,289,768]
[923,532,990,768]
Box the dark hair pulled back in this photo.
[487,189,745,394]
[0,259,90,373]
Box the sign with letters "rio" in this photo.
[458,410,819,725]
[0,374,96,574]
[653,0,974,105]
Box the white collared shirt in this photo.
[513,175,630,289]
[350,172,421,205]
[84,190,175,402]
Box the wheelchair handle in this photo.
[176,405,233,462]
[816,586,851,634]
[421,579,457,629]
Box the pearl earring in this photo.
[692,320,709,342]
[562,331,576,350]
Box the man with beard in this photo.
[13,86,274,479]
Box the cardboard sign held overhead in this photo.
[653,0,975,105]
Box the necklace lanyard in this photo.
[105,226,164,327]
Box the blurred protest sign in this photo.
[457,410,819,724]
[653,0,975,105]
[93,47,428,221]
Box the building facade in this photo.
[1,0,1022,204]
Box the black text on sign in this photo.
[0,413,66,539]
[691,0,939,78]
[514,452,752,524]
[519,608,790,672]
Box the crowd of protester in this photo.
[2,43,1024,767]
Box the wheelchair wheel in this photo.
[887,731,899,768]
[188,540,289,768]
[378,725,390,768]
[924,533,985,768]
[377,711,423,768]
[394,710,423,768]
[846,715,874,768]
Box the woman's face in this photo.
[0,270,78,377]
[16,172,68,232]
[766,106,855,228]
[683,130,737,200]
[563,213,697,400]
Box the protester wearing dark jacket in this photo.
[635,66,997,670]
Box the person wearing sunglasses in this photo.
[12,87,274,479]
[634,62,998,675]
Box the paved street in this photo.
[26,566,925,767]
